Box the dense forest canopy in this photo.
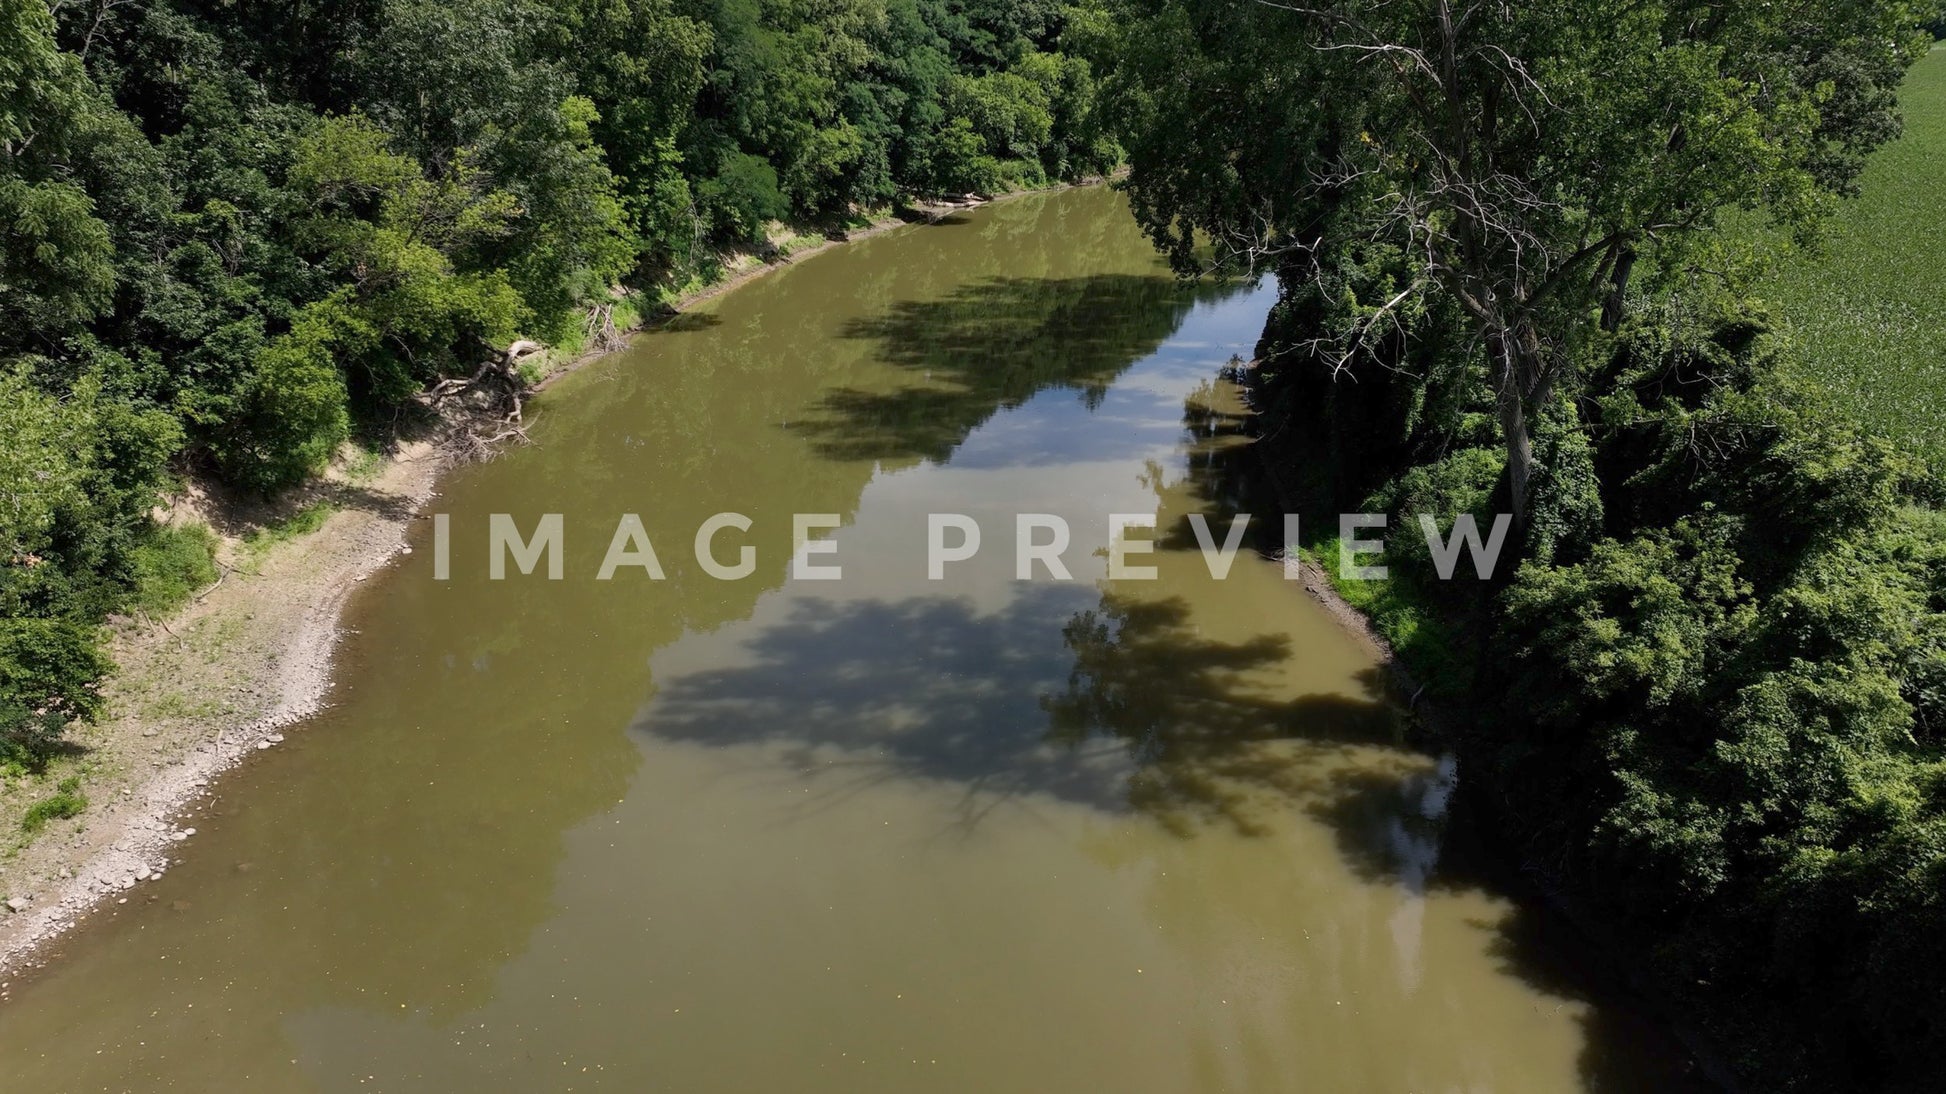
[1096,1,1946,1087]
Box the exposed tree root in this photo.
[420,340,545,463]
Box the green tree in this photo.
[542,0,712,273]
[0,618,111,767]
[0,366,176,766]
[1097,0,1928,531]
[0,0,118,340]
[354,0,633,328]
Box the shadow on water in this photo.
[1163,371,1719,1092]
[1042,595,1404,837]
[653,310,724,333]
[638,588,1117,822]
[638,589,1405,840]
[803,274,1226,464]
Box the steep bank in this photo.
[1248,418,1738,1092]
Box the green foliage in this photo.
[1,365,182,618]
[0,176,116,330]
[20,777,88,834]
[696,150,789,243]
[679,0,1103,214]
[1522,400,1605,566]
[0,620,111,769]
[1497,485,1946,1083]
[949,69,1053,166]
[217,302,353,492]
[0,368,90,559]
[1249,271,1946,1086]
[0,0,119,336]
[1323,298,1946,1088]
[128,524,219,617]
[925,115,1004,194]
[0,361,180,768]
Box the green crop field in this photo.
[1760,45,1946,464]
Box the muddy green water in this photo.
[0,187,1692,1092]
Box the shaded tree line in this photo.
[1092,0,1945,1088]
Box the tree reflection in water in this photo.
[809,274,1230,465]
[1043,594,1403,837]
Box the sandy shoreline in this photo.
[0,439,444,980]
[0,199,999,979]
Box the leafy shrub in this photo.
[1490,307,1946,1087]
[0,620,111,769]
[20,777,87,833]
[697,153,789,245]
[1256,281,1946,1086]
[128,523,219,616]
[216,305,353,493]
[924,117,1006,195]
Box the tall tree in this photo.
[0,0,120,344]
[1098,0,1928,530]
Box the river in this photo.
[0,186,1696,1091]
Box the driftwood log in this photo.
[420,339,548,462]
[419,298,633,462]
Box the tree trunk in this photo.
[1601,246,1637,332]
[1500,392,1534,535]
[1486,327,1540,537]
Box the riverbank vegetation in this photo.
[10,0,1946,1084]
[1095,1,1946,1087]
[1,0,1116,770]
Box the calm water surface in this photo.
[0,187,1692,1091]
